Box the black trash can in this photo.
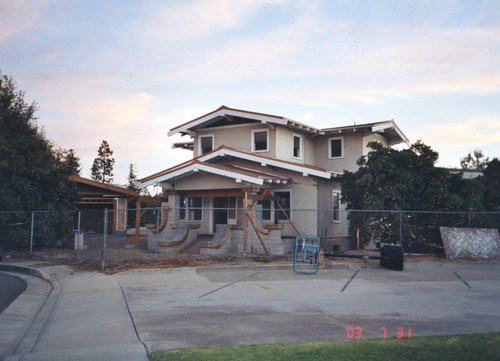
[380,245,404,271]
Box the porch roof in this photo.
[138,146,338,188]
[138,160,288,188]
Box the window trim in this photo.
[292,133,302,159]
[251,129,269,153]
[328,137,344,159]
[198,134,214,156]
[332,190,341,223]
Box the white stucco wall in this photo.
[313,132,364,173]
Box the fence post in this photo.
[399,211,403,246]
[155,207,160,260]
[102,208,108,270]
[29,211,34,257]
[77,211,81,260]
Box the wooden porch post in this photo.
[243,190,248,255]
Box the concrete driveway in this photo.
[114,262,500,353]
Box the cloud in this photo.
[142,0,285,44]
[153,3,321,82]
[29,77,168,156]
[418,116,500,149]
[0,0,53,43]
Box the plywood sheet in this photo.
[440,227,500,259]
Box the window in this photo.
[228,196,237,220]
[189,197,203,220]
[179,196,202,221]
[199,135,213,155]
[329,137,343,158]
[258,200,272,221]
[179,196,186,220]
[332,190,340,222]
[293,134,302,159]
[252,130,268,152]
[274,191,291,221]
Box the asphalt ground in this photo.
[115,262,500,353]
[1,261,499,360]
[0,273,26,314]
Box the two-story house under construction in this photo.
[138,105,409,255]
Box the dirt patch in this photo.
[1,237,495,274]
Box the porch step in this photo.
[180,234,212,255]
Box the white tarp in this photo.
[440,227,500,259]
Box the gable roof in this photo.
[137,146,339,188]
[168,105,323,137]
[168,105,409,146]
[323,120,410,146]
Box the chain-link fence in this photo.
[1,207,499,270]
[0,210,48,256]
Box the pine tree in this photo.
[91,140,114,184]
[127,163,138,191]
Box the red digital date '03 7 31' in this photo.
[345,326,412,339]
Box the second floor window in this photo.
[199,135,213,155]
[293,134,302,159]
[252,130,268,152]
[329,137,343,158]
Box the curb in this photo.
[0,263,59,360]
[0,264,44,279]
[196,262,354,272]
[118,262,378,275]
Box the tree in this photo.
[127,163,138,192]
[59,148,81,175]
[341,141,462,251]
[91,140,114,184]
[0,71,79,249]
[460,149,489,170]
[482,158,500,212]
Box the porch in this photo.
[145,190,297,256]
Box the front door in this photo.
[213,197,228,232]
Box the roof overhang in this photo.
[138,161,266,188]
[169,106,285,136]
[168,105,321,137]
[69,174,138,197]
[199,147,335,180]
[324,120,410,146]
[372,122,410,146]
[137,146,339,189]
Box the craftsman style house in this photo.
[138,106,409,255]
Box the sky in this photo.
[1,0,499,186]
